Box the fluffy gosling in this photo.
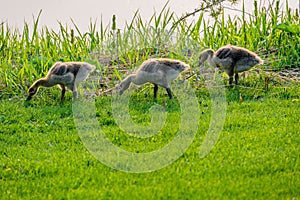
[118,58,190,99]
[26,61,95,102]
[198,44,264,85]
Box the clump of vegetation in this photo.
[0,0,299,97]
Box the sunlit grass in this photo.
[0,83,299,199]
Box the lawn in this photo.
[1,81,299,199]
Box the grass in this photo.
[1,0,300,199]
[1,84,299,199]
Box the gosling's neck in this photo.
[199,49,215,67]
[119,74,136,94]
[207,54,217,68]
[33,78,55,88]
[128,74,140,85]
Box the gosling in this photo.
[118,58,190,99]
[198,44,263,85]
[26,61,96,102]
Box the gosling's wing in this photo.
[71,62,95,83]
[51,73,74,84]
[215,46,231,59]
[138,59,179,73]
[230,46,264,67]
[157,58,189,72]
[229,46,261,61]
[213,47,234,69]
[49,62,68,76]
[48,62,75,84]
[157,59,190,83]
[138,59,158,73]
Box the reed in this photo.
[0,0,299,97]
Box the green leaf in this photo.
[275,23,300,34]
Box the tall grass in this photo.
[0,0,299,97]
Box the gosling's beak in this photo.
[116,84,123,95]
[185,64,190,71]
[260,59,264,65]
[180,64,189,72]
[26,96,32,101]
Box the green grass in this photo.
[1,0,300,199]
[0,84,299,199]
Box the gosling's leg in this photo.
[229,77,234,86]
[227,69,234,86]
[73,81,81,100]
[60,84,66,103]
[235,73,239,85]
[72,87,78,99]
[69,83,78,100]
[166,88,173,99]
[153,84,158,98]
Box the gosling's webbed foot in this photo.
[234,73,239,85]
[166,88,173,99]
[153,84,158,99]
[228,77,234,87]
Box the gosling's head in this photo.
[26,86,38,101]
[116,76,132,96]
[174,61,190,72]
[198,49,214,66]
[117,82,125,95]
[246,55,264,67]
[256,56,264,65]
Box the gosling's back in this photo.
[214,45,263,71]
[134,58,190,85]
[47,62,95,79]
[137,58,189,73]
